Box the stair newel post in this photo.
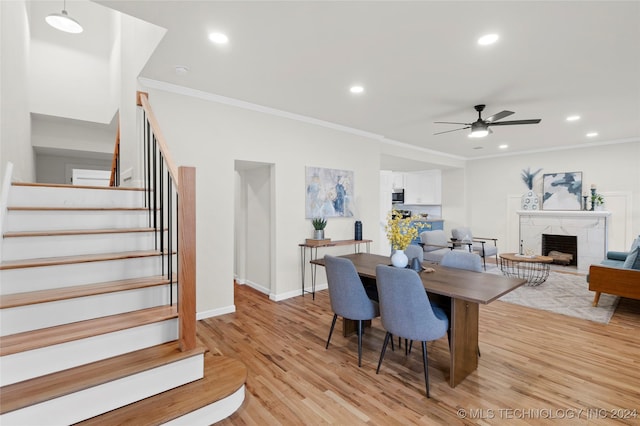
[178,166,196,351]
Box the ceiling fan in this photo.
[434,104,541,137]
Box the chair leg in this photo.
[357,320,363,367]
[376,332,391,374]
[326,314,337,349]
[477,346,481,357]
[407,340,413,355]
[421,341,430,398]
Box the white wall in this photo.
[36,153,110,184]
[31,114,116,155]
[243,165,272,293]
[465,142,640,252]
[0,0,35,182]
[144,87,383,314]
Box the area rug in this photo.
[486,266,619,324]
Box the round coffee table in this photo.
[499,253,554,286]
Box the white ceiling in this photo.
[94,1,640,160]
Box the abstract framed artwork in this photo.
[305,166,354,218]
[542,171,583,210]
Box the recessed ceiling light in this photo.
[350,85,364,94]
[208,32,229,44]
[478,34,499,45]
[566,115,581,121]
[586,132,598,137]
[499,144,508,149]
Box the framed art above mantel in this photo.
[542,171,582,211]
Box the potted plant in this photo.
[312,217,327,240]
[385,210,428,267]
[591,193,605,211]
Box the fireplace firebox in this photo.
[542,234,577,267]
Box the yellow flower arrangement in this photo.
[385,210,430,250]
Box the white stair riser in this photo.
[0,256,169,294]
[2,232,162,261]
[0,354,204,425]
[0,319,178,386]
[1,286,174,336]
[165,386,245,426]
[5,210,150,232]
[8,186,146,208]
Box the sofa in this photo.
[588,236,640,307]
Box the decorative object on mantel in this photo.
[385,209,427,268]
[520,167,542,210]
[589,184,605,211]
[311,217,328,240]
[542,171,582,211]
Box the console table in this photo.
[299,239,372,299]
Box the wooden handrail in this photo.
[109,116,120,187]
[136,91,196,352]
[137,92,180,185]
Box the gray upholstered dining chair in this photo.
[440,250,483,357]
[324,255,380,367]
[374,265,449,397]
[451,227,498,270]
[404,244,424,263]
[441,250,483,272]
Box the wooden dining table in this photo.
[311,252,527,387]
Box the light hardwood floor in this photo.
[198,282,640,425]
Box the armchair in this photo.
[418,230,452,263]
[451,227,498,270]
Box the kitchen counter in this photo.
[410,219,444,244]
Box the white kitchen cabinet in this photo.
[403,170,441,205]
[391,172,405,190]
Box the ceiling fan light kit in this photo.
[434,104,541,138]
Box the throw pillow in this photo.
[622,246,640,270]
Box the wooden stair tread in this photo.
[0,341,206,415]
[0,306,178,356]
[4,228,157,238]
[0,250,167,270]
[0,275,176,309]
[11,182,146,191]
[76,353,247,425]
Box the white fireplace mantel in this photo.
[517,210,610,271]
[517,210,611,218]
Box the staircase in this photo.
[0,182,246,424]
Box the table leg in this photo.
[300,246,306,296]
[449,298,479,387]
[310,247,318,300]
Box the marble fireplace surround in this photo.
[517,210,610,272]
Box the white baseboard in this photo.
[270,284,327,302]
[196,305,235,321]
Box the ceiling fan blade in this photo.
[485,110,514,122]
[488,119,541,126]
[434,121,470,125]
[433,126,469,135]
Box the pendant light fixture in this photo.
[46,0,83,34]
